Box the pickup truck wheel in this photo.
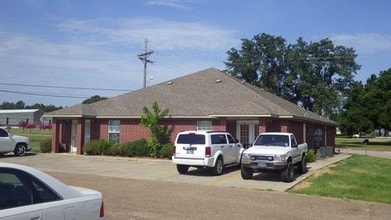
[241,166,253,179]
[281,161,294,182]
[14,144,27,156]
[212,157,224,176]
[298,155,308,174]
[176,165,189,174]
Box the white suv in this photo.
[172,130,244,175]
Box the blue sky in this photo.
[1,0,390,107]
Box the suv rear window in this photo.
[177,134,205,144]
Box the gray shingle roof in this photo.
[45,68,337,125]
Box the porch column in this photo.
[51,118,60,153]
[76,118,84,155]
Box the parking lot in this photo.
[3,153,391,220]
[0,152,350,192]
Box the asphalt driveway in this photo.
[0,152,350,191]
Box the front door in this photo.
[70,120,77,153]
[237,121,259,148]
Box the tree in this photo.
[225,33,288,96]
[337,68,391,135]
[363,69,391,131]
[140,101,171,157]
[338,82,373,135]
[292,38,360,115]
[82,95,107,104]
[225,33,360,117]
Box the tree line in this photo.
[0,95,107,112]
[0,101,62,112]
[224,33,389,135]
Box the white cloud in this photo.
[330,33,391,55]
[145,0,191,10]
[0,17,237,105]
[59,17,237,51]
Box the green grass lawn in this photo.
[336,136,391,151]
[8,128,52,153]
[290,155,391,204]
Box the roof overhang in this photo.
[43,114,96,119]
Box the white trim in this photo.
[209,114,273,118]
[84,120,91,144]
[303,123,307,142]
[325,129,328,146]
[71,120,77,153]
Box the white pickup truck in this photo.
[240,132,308,182]
[0,127,31,156]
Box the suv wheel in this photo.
[14,144,26,156]
[212,157,224,176]
[241,166,253,179]
[281,161,294,182]
[176,165,189,174]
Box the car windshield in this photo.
[254,135,289,147]
[177,134,205,145]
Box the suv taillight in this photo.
[100,201,104,217]
[205,146,211,157]
[173,146,176,156]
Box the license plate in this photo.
[250,162,258,168]
[186,149,194,154]
[260,162,267,168]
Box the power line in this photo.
[0,89,90,99]
[0,82,131,92]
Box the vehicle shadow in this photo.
[250,167,304,182]
[184,164,241,176]
[0,152,37,158]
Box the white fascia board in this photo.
[43,114,84,118]
[96,115,212,119]
[208,114,273,118]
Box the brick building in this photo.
[44,68,337,154]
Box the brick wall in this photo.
[51,116,336,154]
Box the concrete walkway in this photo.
[1,152,351,192]
[338,148,391,159]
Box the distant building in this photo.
[0,109,45,127]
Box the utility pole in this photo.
[137,39,153,88]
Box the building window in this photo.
[108,120,120,144]
[197,121,212,130]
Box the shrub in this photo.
[158,143,173,159]
[100,139,115,155]
[121,139,149,157]
[83,139,101,155]
[306,149,316,162]
[107,144,121,156]
[40,139,52,153]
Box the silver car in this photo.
[0,162,104,219]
